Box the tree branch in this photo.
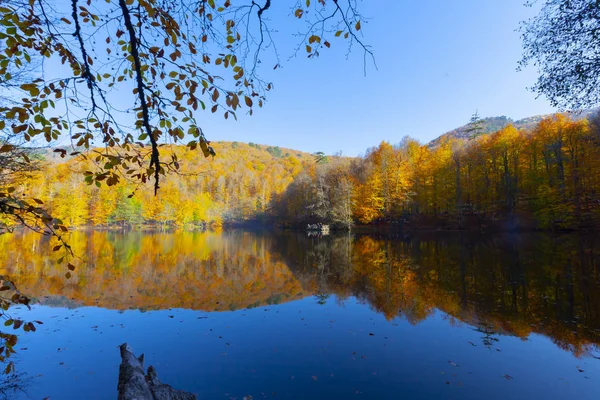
[118,0,161,194]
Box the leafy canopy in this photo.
[520,0,600,109]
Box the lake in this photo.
[1,230,599,399]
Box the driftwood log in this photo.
[117,343,196,400]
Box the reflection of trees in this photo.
[0,231,306,312]
[314,293,329,305]
[0,372,28,400]
[474,322,500,350]
[275,232,600,357]
[1,230,599,358]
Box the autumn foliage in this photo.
[1,142,310,229]
[275,114,600,230]
[3,113,600,232]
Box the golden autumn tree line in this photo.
[2,112,600,231]
[274,113,600,230]
[1,141,311,229]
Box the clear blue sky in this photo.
[194,0,553,156]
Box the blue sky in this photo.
[193,0,554,156]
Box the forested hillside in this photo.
[273,113,600,230]
[429,107,599,147]
[4,112,600,231]
[2,142,312,228]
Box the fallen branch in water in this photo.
[117,343,196,400]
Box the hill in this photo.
[9,141,315,228]
[428,107,600,147]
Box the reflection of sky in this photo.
[9,297,600,400]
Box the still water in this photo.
[1,230,599,399]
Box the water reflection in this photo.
[1,230,600,358]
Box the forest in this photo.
[0,141,312,229]
[3,111,600,232]
[274,112,600,230]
